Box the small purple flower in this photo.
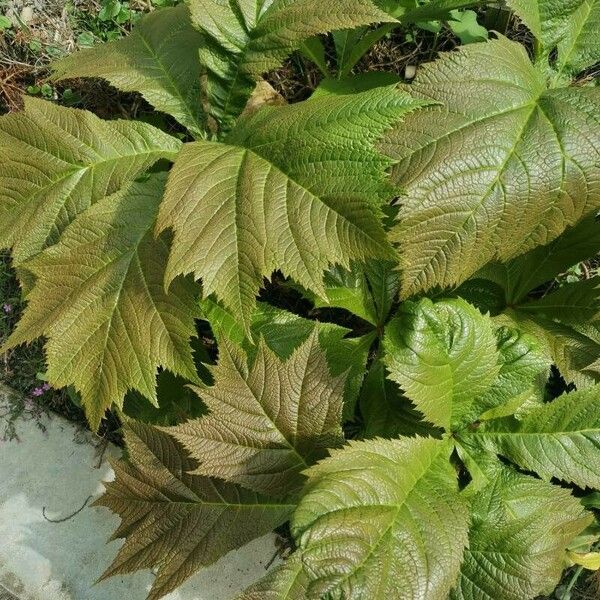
[3,303,12,314]
[42,383,51,391]
[31,387,44,397]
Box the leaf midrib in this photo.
[301,447,445,592]
[120,495,296,510]
[403,96,542,293]
[554,0,595,81]
[136,27,204,134]
[224,347,312,471]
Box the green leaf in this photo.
[322,331,375,419]
[384,298,500,431]
[296,263,380,325]
[171,330,346,496]
[3,175,200,430]
[506,0,585,55]
[333,27,368,75]
[187,0,395,133]
[557,0,600,79]
[365,259,401,325]
[97,420,294,600]
[99,0,122,20]
[398,0,489,22]
[384,299,548,433]
[235,555,309,599]
[451,465,592,600]
[517,277,600,325]
[333,24,396,77]
[374,0,417,18]
[359,360,442,438]
[381,36,600,297]
[312,71,401,97]
[581,491,600,510]
[299,36,329,76]
[52,5,205,136]
[471,214,600,305]
[249,304,346,359]
[292,437,469,600]
[446,9,488,44]
[457,216,600,387]
[476,326,549,417]
[158,87,423,329]
[0,97,181,266]
[465,384,600,489]
[123,368,209,426]
[499,310,600,389]
[201,300,373,418]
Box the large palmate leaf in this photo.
[291,437,469,600]
[384,298,548,431]
[158,87,423,329]
[172,330,346,496]
[52,5,205,136]
[463,384,600,489]
[380,36,600,297]
[97,420,294,600]
[3,175,199,429]
[225,86,422,209]
[186,0,394,133]
[506,0,585,54]
[0,98,181,266]
[451,465,591,600]
[557,0,600,79]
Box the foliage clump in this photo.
[2,1,600,599]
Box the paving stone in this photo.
[0,385,278,600]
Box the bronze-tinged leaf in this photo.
[381,36,600,297]
[172,330,346,496]
[97,420,294,600]
[157,87,425,329]
[3,175,199,429]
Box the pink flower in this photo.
[31,387,44,397]
[3,304,12,314]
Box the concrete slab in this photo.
[0,385,278,600]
